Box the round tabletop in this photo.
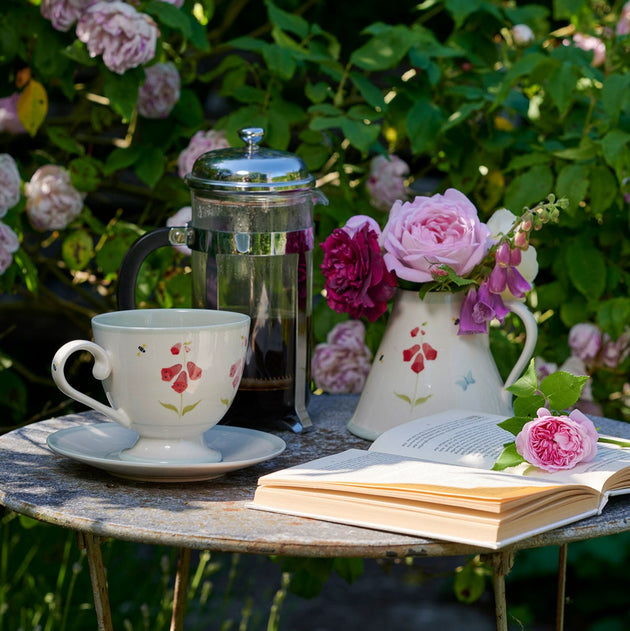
[2,395,630,559]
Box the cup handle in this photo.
[502,301,538,390]
[51,340,132,427]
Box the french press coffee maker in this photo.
[118,128,327,432]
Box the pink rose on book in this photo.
[515,407,599,472]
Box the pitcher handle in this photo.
[503,301,538,390]
[117,226,191,309]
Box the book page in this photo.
[368,408,630,494]
[369,409,513,468]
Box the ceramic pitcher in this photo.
[347,290,538,440]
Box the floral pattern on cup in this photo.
[160,341,202,418]
[396,325,438,409]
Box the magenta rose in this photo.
[515,408,599,472]
[320,216,396,322]
[380,189,491,283]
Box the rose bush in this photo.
[2,0,630,423]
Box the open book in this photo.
[251,409,630,549]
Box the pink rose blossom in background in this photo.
[600,331,630,369]
[177,130,230,178]
[320,217,397,322]
[157,0,184,6]
[25,165,85,231]
[566,33,606,67]
[0,94,26,135]
[366,154,409,211]
[617,2,630,35]
[41,0,91,31]
[568,322,602,363]
[515,407,599,472]
[166,205,192,255]
[0,221,20,275]
[76,1,159,75]
[0,154,21,217]
[380,188,491,283]
[138,62,181,119]
[312,321,372,394]
[325,319,369,353]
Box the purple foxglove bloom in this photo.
[488,243,531,298]
[76,1,159,75]
[459,287,488,335]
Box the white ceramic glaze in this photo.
[47,423,286,482]
[52,309,250,461]
[347,290,538,440]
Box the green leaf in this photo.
[546,62,576,116]
[62,229,94,271]
[332,558,363,584]
[0,368,27,421]
[104,145,142,175]
[601,129,630,174]
[263,43,297,81]
[491,442,526,471]
[340,118,380,155]
[134,147,165,188]
[182,400,201,415]
[602,73,630,123]
[555,163,589,214]
[350,24,414,71]
[46,126,85,155]
[497,416,531,436]
[504,165,554,213]
[145,1,192,38]
[589,165,617,216]
[13,249,38,294]
[305,81,331,104]
[159,401,179,414]
[394,392,412,404]
[414,395,433,406]
[103,68,143,122]
[566,237,606,300]
[513,394,546,417]
[597,298,630,340]
[406,98,445,154]
[265,0,309,39]
[540,371,589,411]
[96,227,143,276]
[453,557,487,604]
[69,156,101,192]
[506,358,538,397]
[350,72,386,110]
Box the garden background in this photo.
[1,0,630,629]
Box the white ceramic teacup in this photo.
[51,309,250,463]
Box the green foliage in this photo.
[2,0,630,425]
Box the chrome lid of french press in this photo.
[185,127,315,193]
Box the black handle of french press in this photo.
[117,227,173,309]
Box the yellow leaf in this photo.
[17,80,48,137]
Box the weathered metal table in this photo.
[1,394,629,631]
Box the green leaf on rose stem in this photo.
[513,394,546,418]
[46,126,85,155]
[566,237,606,300]
[69,156,102,192]
[134,147,165,189]
[434,265,477,288]
[12,249,38,295]
[145,1,192,39]
[506,358,538,397]
[102,68,142,122]
[540,371,589,411]
[414,395,433,406]
[491,443,526,471]
[597,297,630,341]
[394,393,412,405]
[497,415,530,436]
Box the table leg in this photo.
[170,547,191,631]
[555,544,568,631]
[76,532,114,631]
[489,550,514,631]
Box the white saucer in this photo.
[47,423,286,482]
